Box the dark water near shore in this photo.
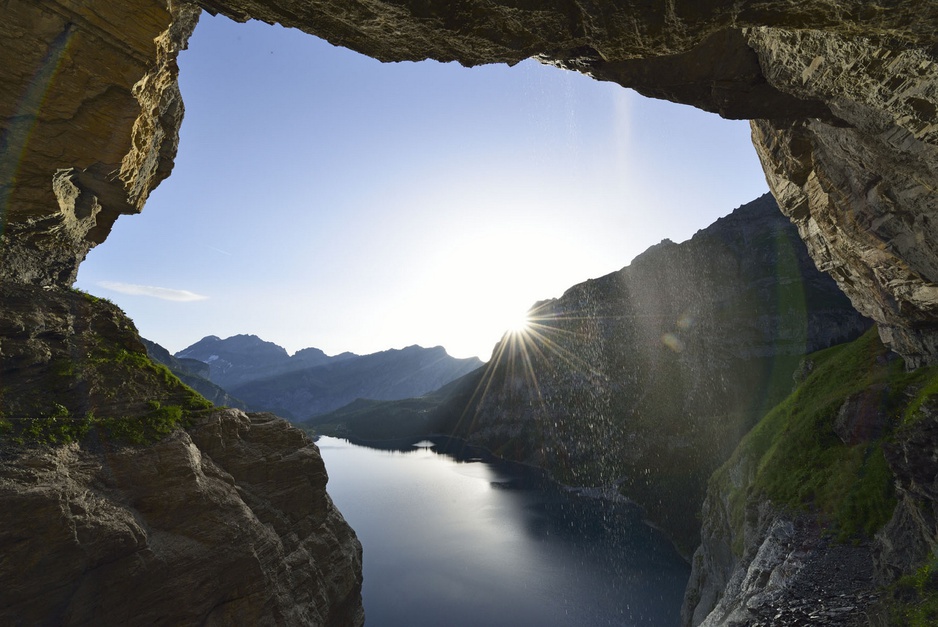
[317,436,690,627]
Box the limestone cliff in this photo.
[0,286,364,625]
[682,330,938,625]
[1,410,364,625]
[1,0,199,286]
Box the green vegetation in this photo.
[94,404,189,446]
[71,287,114,306]
[309,397,442,440]
[1,402,207,447]
[884,557,938,626]
[714,328,938,549]
[0,287,216,449]
[11,404,93,446]
[2,346,211,447]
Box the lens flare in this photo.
[1,23,77,225]
[507,311,531,334]
[446,300,611,454]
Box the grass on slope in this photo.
[1,347,213,447]
[885,556,938,626]
[714,328,938,549]
[305,396,443,440]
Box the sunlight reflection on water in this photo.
[318,436,690,627]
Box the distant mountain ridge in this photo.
[141,338,248,410]
[175,335,483,421]
[175,334,357,389]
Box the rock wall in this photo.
[0,285,364,625]
[749,30,938,368]
[1,0,199,286]
[876,404,938,585]
[683,498,878,627]
[0,409,364,625]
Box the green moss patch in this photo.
[1,290,213,447]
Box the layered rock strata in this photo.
[1,0,199,286]
[0,285,364,625]
[0,409,364,625]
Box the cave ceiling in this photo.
[3,0,938,365]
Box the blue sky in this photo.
[76,13,769,361]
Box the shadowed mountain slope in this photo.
[311,194,872,552]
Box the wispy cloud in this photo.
[98,281,208,302]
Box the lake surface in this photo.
[317,436,690,626]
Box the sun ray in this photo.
[443,295,636,466]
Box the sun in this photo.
[507,311,531,334]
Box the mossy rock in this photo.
[0,286,213,447]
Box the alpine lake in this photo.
[317,436,690,626]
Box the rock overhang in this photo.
[2,0,938,366]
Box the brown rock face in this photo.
[748,29,938,368]
[3,1,938,364]
[0,409,364,625]
[0,285,364,625]
[0,0,198,286]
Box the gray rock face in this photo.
[445,195,871,552]
[0,286,364,625]
[685,501,877,627]
[0,409,364,626]
[832,387,890,445]
[749,27,938,368]
[876,402,938,584]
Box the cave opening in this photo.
[75,13,769,363]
